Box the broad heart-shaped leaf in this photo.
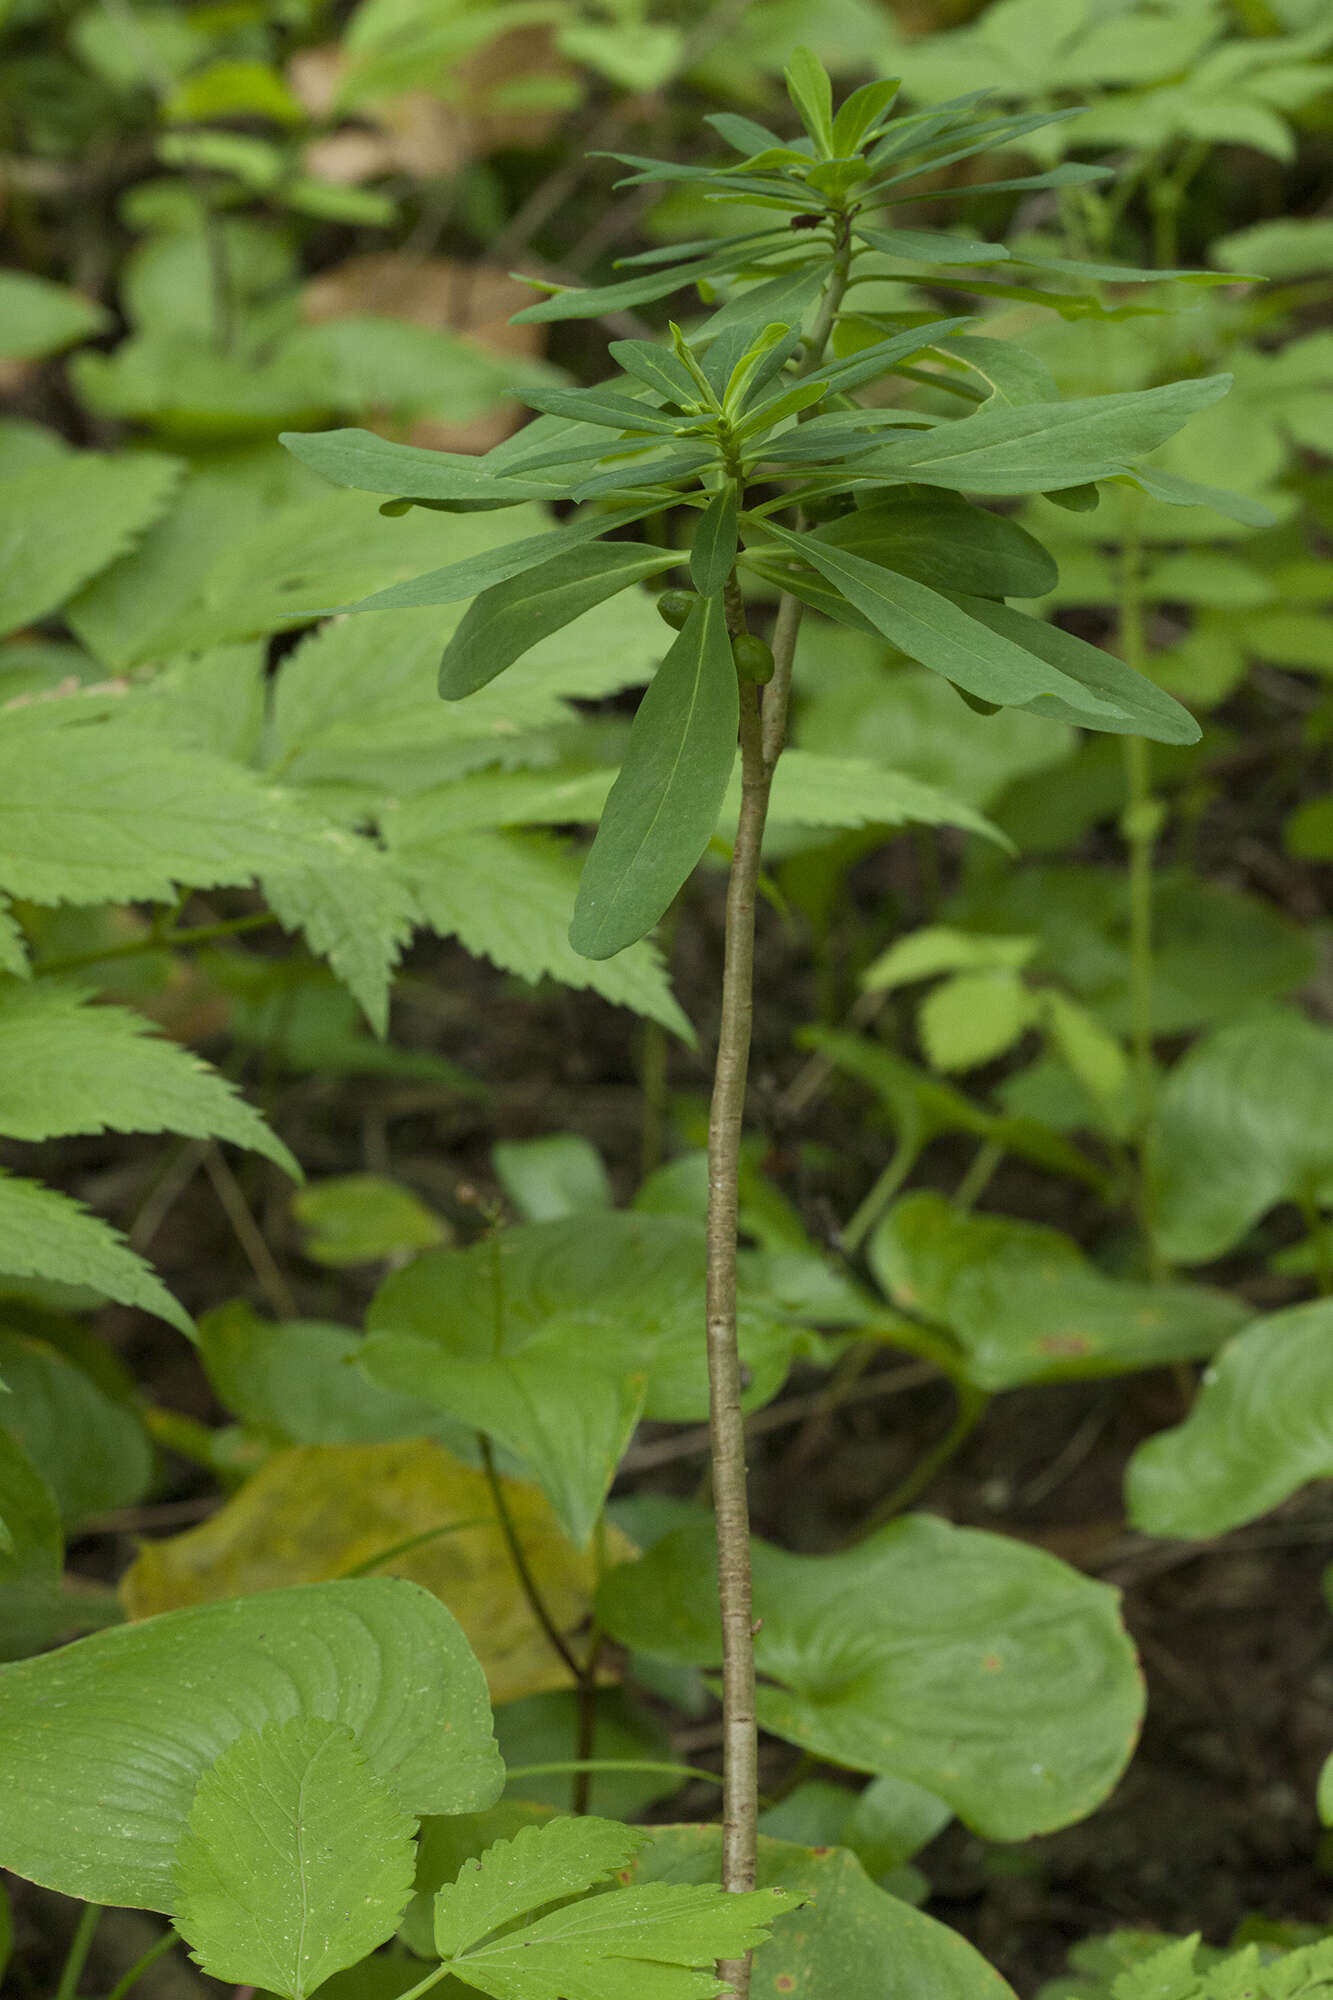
[1152,1011,1333,1265]
[768,524,1131,727]
[120,1440,633,1708]
[0,1327,152,1527]
[867,1193,1245,1392]
[0,450,181,635]
[393,830,692,1042]
[172,1716,418,1999]
[0,981,296,1174]
[596,1513,1142,1839]
[628,1829,1017,2000]
[1126,1300,1333,1540]
[361,1334,646,1548]
[0,1577,501,1909]
[197,1303,473,1453]
[363,1213,811,1426]
[571,592,739,960]
[848,376,1233,496]
[439,542,681,699]
[807,489,1058,599]
[434,1813,791,2000]
[0,1172,193,1335]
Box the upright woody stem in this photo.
[705,224,850,1997]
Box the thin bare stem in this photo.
[55,1904,102,2000]
[478,1435,583,1684]
[704,221,854,1997]
[202,1145,300,1320]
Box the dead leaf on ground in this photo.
[121,1438,636,1704]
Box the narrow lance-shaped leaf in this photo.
[327,504,659,615]
[279,429,546,510]
[571,592,738,961]
[689,486,738,595]
[438,541,680,701]
[765,523,1131,726]
[785,45,834,154]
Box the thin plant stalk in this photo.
[101,1931,177,2000]
[55,1904,102,2000]
[703,222,851,1996]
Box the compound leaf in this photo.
[0,1172,192,1335]
[0,452,181,635]
[172,1715,417,2000]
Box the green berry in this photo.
[733,634,775,684]
[656,589,697,631]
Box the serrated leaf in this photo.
[172,1715,417,1999]
[852,377,1233,496]
[1126,1299,1333,1541]
[571,592,738,960]
[261,831,417,1036]
[434,1815,644,1959]
[0,1172,192,1335]
[439,543,681,700]
[0,452,181,635]
[631,1828,1015,1999]
[121,1439,632,1708]
[0,982,296,1173]
[868,1192,1245,1393]
[392,829,691,1040]
[597,1513,1142,1839]
[743,751,1007,847]
[688,488,737,596]
[0,1576,501,1908]
[436,1815,791,2000]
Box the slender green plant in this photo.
[282,46,1252,1990]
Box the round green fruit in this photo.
[733,634,776,684]
[656,589,698,630]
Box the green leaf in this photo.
[597,1513,1142,1839]
[172,1715,418,2000]
[279,429,547,510]
[747,751,1007,847]
[1111,1934,1333,2000]
[957,598,1201,744]
[492,1135,613,1223]
[918,967,1037,1070]
[392,830,693,1041]
[1127,1300,1333,1541]
[863,927,1037,993]
[197,1303,470,1451]
[0,1428,65,1663]
[688,487,738,596]
[831,78,902,156]
[439,543,681,700]
[571,592,738,961]
[291,1176,448,1267]
[260,831,418,1036]
[855,225,1010,266]
[0,1577,501,1908]
[0,982,296,1175]
[362,1332,645,1547]
[0,1173,193,1335]
[608,340,703,405]
[868,1192,1245,1392]
[434,1813,792,2000]
[767,524,1130,725]
[851,377,1234,496]
[0,1327,151,1527]
[0,272,111,362]
[1152,1011,1333,1264]
[1119,464,1276,529]
[631,1828,1015,2000]
[435,1814,646,1958]
[806,489,1059,598]
[815,319,974,398]
[785,46,835,153]
[364,1213,806,1427]
[520,386,678,434]
[333,507,657,615]
[0,452,181,635]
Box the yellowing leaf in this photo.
[121,1440,633,1704]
